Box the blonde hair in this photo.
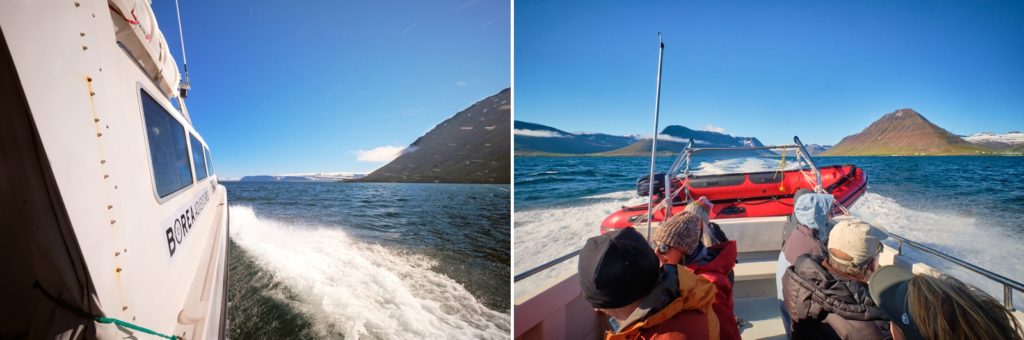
[907,274,1023,340]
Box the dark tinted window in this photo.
[191,134,208,180]
[204,147,214,175]
[142,90,193,197]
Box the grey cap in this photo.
[868,266,924,340]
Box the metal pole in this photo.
[794,136,823,191]
[665,139,692,218]
[1005,285,1015,311]
[646,33,665,240]
[174,0,191,99]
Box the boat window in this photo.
[204,146,214,175]
[141,90,193,197]
[191,134,208,181]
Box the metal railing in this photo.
[677,136,825,200]
[889,232,1023,310]
[514,249,581,283]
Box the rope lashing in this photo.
[96,317,179,340]
[32,281,180,340]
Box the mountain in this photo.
[237,172,366,182]
[821,108,989,156]
[962,132,1024,150]
[804,144,832,156]
[358,88,510,183]
[514,121,637,154]
[599,125,769,156]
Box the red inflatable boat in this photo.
[601,164,867,232]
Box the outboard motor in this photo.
[637,173,669,200]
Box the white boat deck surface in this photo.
[735,297,786,340]
[733,251,786,339]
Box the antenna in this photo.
[645,33,665,240]
[174,0,191,99]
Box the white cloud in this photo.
[638,134,692,143]
[514,129,569,138]
[701,124,726,133]
[657,134,691,143]
[356,145,407,162]
[456,80,467,87]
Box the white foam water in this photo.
[514,191,645,296]
[693,157,801,175]
[851,192,1024,307]
[229,205,510,339]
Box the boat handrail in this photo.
[515,231,1023,311]
[671,137,824,205]
[682,144,801,153]
[793,136,823,191]
[888,232,1022,310]
[514,249,581,283]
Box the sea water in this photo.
[514,155,1024,307]
[224,182,509,339]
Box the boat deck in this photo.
[735,297,786,339]
[733,251,786,339]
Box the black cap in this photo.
[578,227,660,309]
[868,266,925,340]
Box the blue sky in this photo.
[152,0,509,178]
[515,1,1024,146]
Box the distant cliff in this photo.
[821,109,989,156]
[599,125,770,156]
[238,173,365,182]
[803,144,832,156]
[514,121,637,155]
[962,131,1024,151]
[359,88,510,183]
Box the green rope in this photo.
[31,281,179,340]
[95,317,179,340]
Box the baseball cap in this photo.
[827,219,884,267]
[578,227,660,309]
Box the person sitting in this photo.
[782,219,891,340]
[652,210,741,340]
[869,266,1024,340]
[683,196,729,248]
[579,227,721,340]
[781,188,815,241]
[776,192,836,335]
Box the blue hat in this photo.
[794,193,835,240]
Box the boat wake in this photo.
[230,205,510,339]
[851,192,1024,307]
[514,191,646,297]
[693,157,801,175]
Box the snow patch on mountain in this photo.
[962,132,1024,145]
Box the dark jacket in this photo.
[781,255,892,340]
[686,241,741,340]
[607,265,720,340]
[782,225,827,265]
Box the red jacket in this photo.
[686,241,741,340]
[607,266,721,340]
